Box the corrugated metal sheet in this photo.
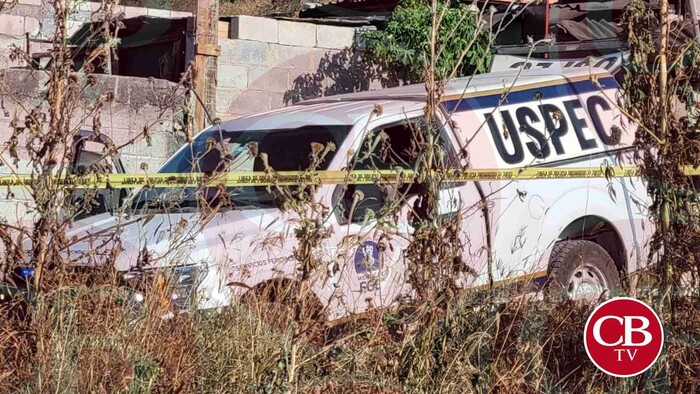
[558,18,620,41]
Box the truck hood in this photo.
[66,208,286,272]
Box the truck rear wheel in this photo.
[547,240,621,301]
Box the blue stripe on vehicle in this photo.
[443,77,618,112]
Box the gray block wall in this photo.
[216,16,373,119]
[0,11,375,224]
[0,1,192,70]
[0,69,184,224]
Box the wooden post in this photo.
[193,0,220,132]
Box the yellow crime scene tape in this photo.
[0,166,698,189]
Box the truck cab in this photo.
[66,68,652,320]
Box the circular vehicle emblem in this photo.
[583,297,664,377]
[354,241,381,274]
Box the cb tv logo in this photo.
[584,297,664,377]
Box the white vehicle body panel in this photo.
[67,68,654,320]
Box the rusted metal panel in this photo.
[558,18,620,41]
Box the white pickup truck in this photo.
[66,68,652,320]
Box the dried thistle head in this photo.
[246,141,259,158]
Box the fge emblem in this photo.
[584,297,664,377]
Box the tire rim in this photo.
[567,264,609,301]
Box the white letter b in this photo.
[623,316,652,346]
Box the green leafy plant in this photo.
[360,0,491,82]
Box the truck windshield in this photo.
[131,124,351,212]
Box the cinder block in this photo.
[220,40,269,66]
[147,8,171,18]
[316,25,357,49]
[248,67,290,93]
[225,91,272,117]
[271,44,313,71]
[71,12,92,25]
[310,48,334,71]
[123,129,176,160]
[75,1,104,12]
[230,16,278,43]
[66,20,84,37]
[216,89,242,116]
[103,124,134,147]
[0,14,27,37]
[219,64,248,89]
[123,6,148,19]
[89,1,104,11]
[83,74,119,105]
[172,11,193,18]
[269,93,287,111]
[278,20,317,47]
[0,37,25,54]
[24,17,40,35]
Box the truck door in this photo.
[328,112,484,317]
[435,110,491,289]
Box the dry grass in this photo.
[0,276,697,393]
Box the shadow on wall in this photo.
[283,48,409,105]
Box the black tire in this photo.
[547,240,621,301]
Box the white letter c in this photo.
[593,315,624,346]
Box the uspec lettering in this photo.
[485,95,615,164]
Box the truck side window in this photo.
[335,117,457,224]
[70,140,117,219]
[71,140,115,175]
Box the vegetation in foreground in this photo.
[0,1,699,393]
[0,272,697,393]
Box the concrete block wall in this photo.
[0,69,185,224]
[0,70,185,174]
[66,2,192,37]
[0,1,192,70]
[0,0,44,70]
[217,16,369,118]
[0,12,374,224]
[0,1,192,223]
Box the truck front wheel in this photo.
[547,240,621,302]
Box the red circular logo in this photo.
[584,297,664,377]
